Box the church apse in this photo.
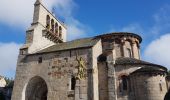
[97,32,141,59]
[12,0,168,100]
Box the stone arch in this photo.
[124,39,133,57]
[51,19,54,33]
[118,74,131,94]
[55,22,58,35]
[59,26,62,38]
[114,38,123,57]
[25,76,48,100]
[46,15,50,29]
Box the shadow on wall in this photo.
[164,89,170,100]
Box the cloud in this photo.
[0,0,63,27]
[144,34,170,69]
[108,5,170,70]
[0,0,34,27]
[0,42,21,78]
[66,18,91,40]
[150,4,170,35]
[0,0,90,40]
[51,0,90,40]
[0,0,90,77]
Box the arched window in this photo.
[46,15,50,29]
[159,80,163,91]
[59,26,62,38]
[38,57,42,63]
[71,77,76,90]
[159,83,163,91]
[122,75,128,91]
[55,23,58,35]
[115,38,123,57]
[127,48,132,58]
[51,19,54,33]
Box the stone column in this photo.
[107,61,117,100]
[137,44,141,59]
[75,80,87,100]
[131,39,140,59]
[121,39,126,57]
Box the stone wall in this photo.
[100,34,140,59]
[115,65,141,100]
[131,72,167,100]
[12,48,93,100]
[98,62,108,100]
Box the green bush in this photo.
[164,89,170,100]
[0,92,5,100]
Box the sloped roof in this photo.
[116,57,152,65]
[115,57,167,70]
[37,37,100,53]
[96,32,142,43]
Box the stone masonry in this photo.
[12,0,169,100]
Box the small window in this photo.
[119,80,122,92]
[51,19,54,33]
[20,50,24,55]
[59,26,62,38]
[46,15,50,29]
[38,57,42,63]
[159,83,163,91]
[159,80,163,91]
[127,48,132,58]
[71,77,76,90]
[122,76,128,90]
[55,23,58,35]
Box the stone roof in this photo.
[115,57,167,70]
[96,32,142,43]
[37,37,100,53]
[130,66,167,75]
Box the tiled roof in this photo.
[37,37,100,53]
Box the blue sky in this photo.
[0,0,170,78]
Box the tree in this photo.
[164,89,170,100]
[0,92,5,100]
[4,77,14,87]
[168,70,170,75]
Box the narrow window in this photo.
[122,76,128,90]
[20,50,24,55]
[127,48,132,58]
[51,19,54,33]
[71,77,76,90]
[55,23,58,35]
[128,78,131,92]
[119,80,122,92]
[38,57,42,63]
[159,83,163,91]
[46,15,50,29]
[59,26,62,38]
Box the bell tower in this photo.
[21,0,67,54]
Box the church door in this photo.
[25,76,48,100]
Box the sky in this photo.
[0,0,170,78]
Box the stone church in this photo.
[12,0,169,100]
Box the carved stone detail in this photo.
[76,56,86,80]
